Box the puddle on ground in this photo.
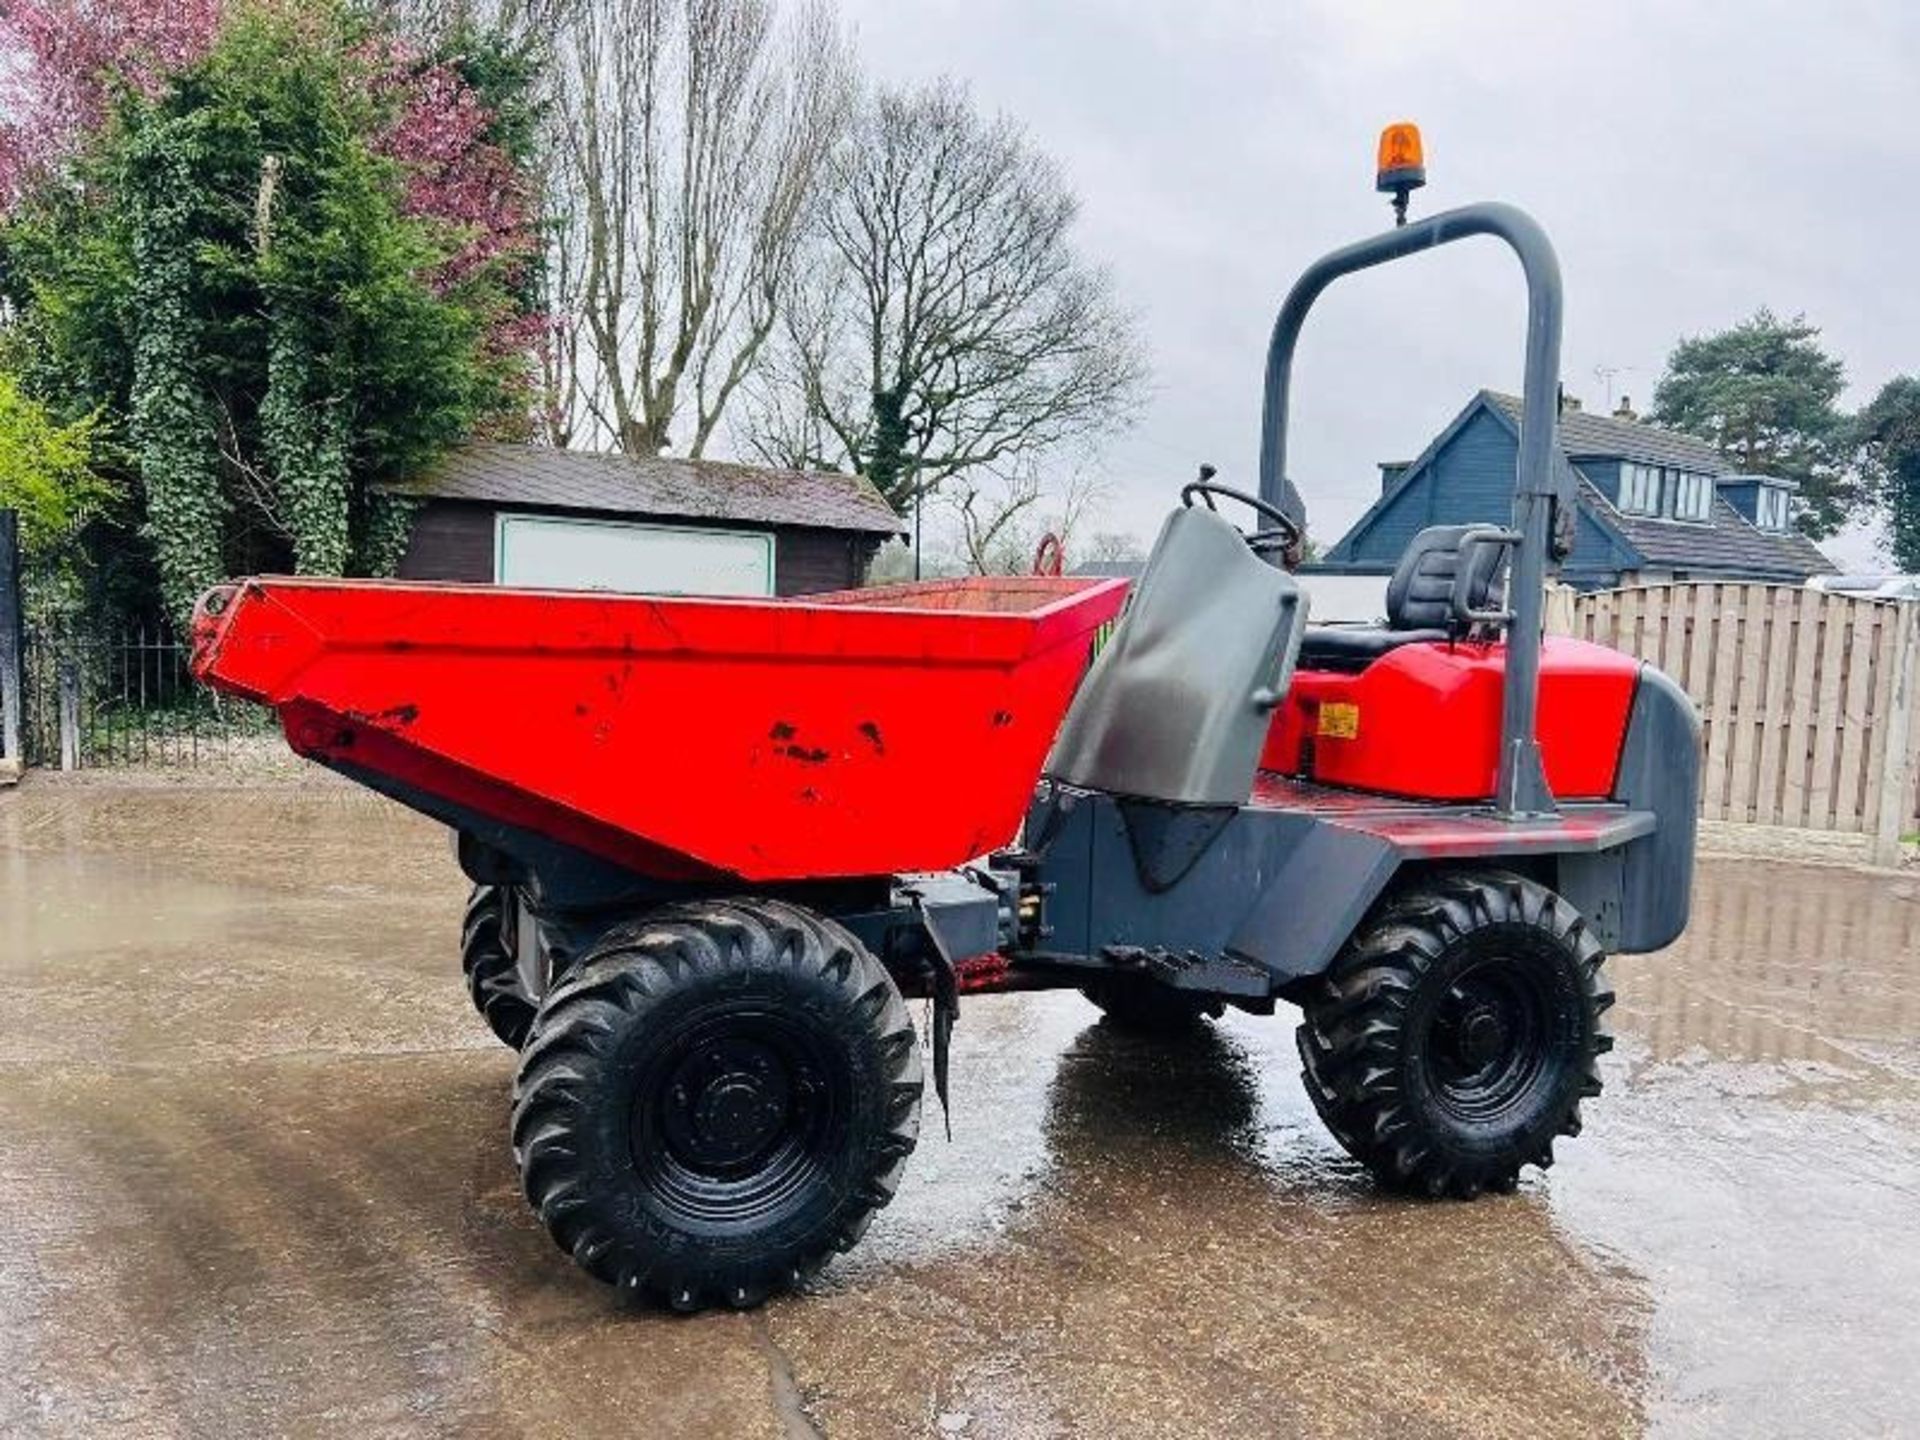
[2,784,1916,1437]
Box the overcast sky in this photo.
[835,0,1919,568]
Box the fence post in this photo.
[0,510,21,775]
[57,657,80,772]
[1872,599,1919,867]
[1543,584,1576,637]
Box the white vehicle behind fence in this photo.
[1807,574,1920,601]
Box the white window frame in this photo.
[1618,463,1660,516]
[1672,471,1714,523]
[1755,485,1791,532]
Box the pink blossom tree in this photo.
[364,39,544,380]
[0,0,224,206]
[1,1,543,384]
[1,3,538,276]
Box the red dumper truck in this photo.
[193,132,1699,1310]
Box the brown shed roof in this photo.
[380,443,904,537]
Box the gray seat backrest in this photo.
[1386,524,1506,633]
[1046,506,1308,806]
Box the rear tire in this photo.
[511,899,922,1311]
[1081,979,1223,1034]
[1297,870,1612,1198]
[462,884,537,1050]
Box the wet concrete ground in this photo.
[1,780,1916,1438]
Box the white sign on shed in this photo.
[495,515,774,597]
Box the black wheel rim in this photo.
[1425,955,1553,1121]
[629,1004,846,1233]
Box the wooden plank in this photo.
[1650,584,1680,678]
[1861,603,1897,834]
[1725,584,1770,823]
[1685,582,1717,719]
[1613,586,1638,665]
[1911,659,1920,834]
[1591,589,1617,651]
[1543,586,1569,637]
[1702,584,1743,817]
[1806,591,1849,830]
[1834,601,1884,833]
[1639,583,1661,662]
[1779,585,1825,829]
[1752,585,1797,825]
[1662,583,1681,669]
[1874,600,1919,862]
[1904,652,1920,833]
[1658,583,1689,683]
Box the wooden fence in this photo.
[1548,582,1920,861]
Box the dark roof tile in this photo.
[1486,391,1728,472]
[378,442,904,536]
[1576,476,1836,578]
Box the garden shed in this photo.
[381,443,903,598]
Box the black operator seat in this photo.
[1298,524,1505,672]
[1046,505,1307,806]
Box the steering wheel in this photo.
[1180,472,1302,558]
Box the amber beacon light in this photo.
[1375,121,1427,225]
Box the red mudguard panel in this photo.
[1263,637,1640,801]
[191,575,1126,882]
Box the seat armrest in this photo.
[1452,527,1518,629]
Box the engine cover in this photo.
[1263,637,1641,801]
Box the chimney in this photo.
[1613,395,1637,422]
[1562,394,1583,413]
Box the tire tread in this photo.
[511,898,921,1311]
[462,884,537,1049]
[1296,868,1610,1198]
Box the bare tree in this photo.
[744,79,1146,510]
[547,0,851,455]
[1081,529,1145,565]
[537,186,589,447]
[370,0,571,47]
[943,466,1103,575]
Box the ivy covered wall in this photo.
[0,0,541,627]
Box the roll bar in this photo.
[1258,202,1566,818]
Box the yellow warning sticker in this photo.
[1317,702,1360,740]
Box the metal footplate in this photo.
[1099,945,1271,998]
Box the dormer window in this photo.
[1672,471,1714,522]
[1619,463,1661,515]
[1618,463,1714,521]
[1755,484,1792,532]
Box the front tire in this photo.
[462,884,537,1049]
[1297,870,1612,1198]
[511,899,923,1311]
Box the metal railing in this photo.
[20,621,276,770]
